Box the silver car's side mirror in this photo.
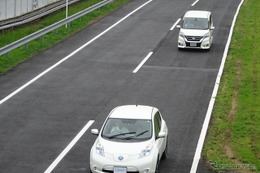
[91,129,99,135]
[176,25,181,29]
[210,26,215,30]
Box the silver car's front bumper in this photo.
[178,36,211,49]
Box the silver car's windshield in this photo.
[101,118,152,142]
[182,17,209,30]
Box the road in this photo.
[0,0,242,172]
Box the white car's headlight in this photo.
[203,32,210,39]
[96,140,105,157]
[139,144,153,158]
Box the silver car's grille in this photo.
[185,36,203,41]
[102,170,139,173]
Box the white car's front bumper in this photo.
[90,148,157,173]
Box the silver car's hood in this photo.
[180,28,209,36]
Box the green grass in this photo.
[0,0,130,74]
[203,0,260,172]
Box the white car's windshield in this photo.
[101,118,152,141]
[182,17,209,30]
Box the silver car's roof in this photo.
[184,10,211,19]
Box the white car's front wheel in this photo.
[161,140,168,160]
[155,157,160,173]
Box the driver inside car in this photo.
[110,119,129,134]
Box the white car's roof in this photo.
[184,10,211,19]
[109,105,157,120]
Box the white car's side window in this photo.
[154,112,162,137]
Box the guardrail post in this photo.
[24,44,28,50]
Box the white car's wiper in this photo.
[108,132,136,139]
[121,130,149,140]
[136,130,148,137]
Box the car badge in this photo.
[192,37,196,40]
[118,155,124,161]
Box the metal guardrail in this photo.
[0,0,82,30]
[0,0,114,57]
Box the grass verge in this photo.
[0,0,130,74]
[203,0,260,172]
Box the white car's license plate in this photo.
[190,42,197,47]
[114,167,127,173]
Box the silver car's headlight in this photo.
[179,31,185,38]
[139,144,153,158]
[96,140,105,157]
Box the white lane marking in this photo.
[191,0,199,6]
[0,0,153,106]
[133,52,153,73]
[170,18,181,30]
[189,0,246,172]
[44,120,94,173]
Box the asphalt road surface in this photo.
[0,0,242,172]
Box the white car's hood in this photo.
[180,28,209,36]
[97,137,152,162]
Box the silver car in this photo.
[177,10,215,49]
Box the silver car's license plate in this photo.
[114,167,127,173]
[190,42,197,47]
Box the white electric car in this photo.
[177,10,215,49]
[90,105,168,173]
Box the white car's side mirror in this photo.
[157,131,167,139]
[210,26,215,30]
[91,129,99,135]
[176,25,181,29]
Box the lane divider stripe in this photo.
[191,0,199,6]
[170,18,181,31]
[44,120,94,173]
[133,52,153,73]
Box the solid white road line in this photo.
[170,18,181,31]
[133,52,153,73]
[191,0,199,6]
[189,0,245,172]
[44,120,94,173]
[0,0,153,106]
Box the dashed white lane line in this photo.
[170,18,181,31]
[43,1,155,172]
[44,120,94,173]
[42,1,155,172]
[189,0,245,172]
[0,0,153,106]
[134,18,181,74]
[135,18,180,73]
[133,52,153,73]
[191,0,199,6]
